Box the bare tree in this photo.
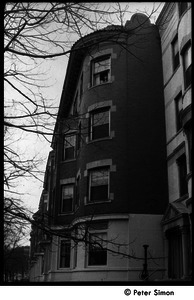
[4,2,128,245]
[4,3,165,281]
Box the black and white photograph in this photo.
[3,2,192,298]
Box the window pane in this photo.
[60,240,71,268]
[184,46,191,69]
[173,38,179,56]
[91,185,108,202]
[61,185,73,212]
[93,110,109,127]
[92,56,111,86]
[172,37,179,70]
[94,58,110,74]
[91,109,110,140]
[92,124,109,140]
[175,94,183,131]
[75,177,80,207]
[89,168,109,202]
[65,135,76,148]
[64,135,76,160]
[184,45,191,88]
[88,233,107,266]
[91,169,108,186]
[62,185,73,197]
[177,154,188,196]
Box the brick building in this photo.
[29,4,192,282]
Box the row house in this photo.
[29,4,192,282]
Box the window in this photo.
[186,127,192,171]
[75,176,80,209]
[77,123,82,151]
[178,2,188,18]
[43,194,48,212]
[88,232,107,266]
[59,239,71,268]
[79,73,83,103]
[182,43,191,89]
[172,36,180,71]
[89,167,109,202]
[73,92,78,115]
[61,184,74,213]
[91,55,111,86]
[73,229,78,268]
[177,154,188,197]
[175,93,183,131]
[63,134,76,160]
[90,107,110,140]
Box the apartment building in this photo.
[29,4,192,282]
[156,2,192,280]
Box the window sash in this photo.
[89,168,109,202]
[80,73,83,100]
[90,109,110,140]
[88,233,107,266]
[92,56,111,86]
[183,45,191,88]
[60,240,71,268]
[93,110,109,127]
[172,37,179,70]
[75,177,80,207]
[64,134,76,160]
[61,185,74,213]
[177,154,188,197]
[184,46,191,70]
[173,38,179,56]
[175,94,183,131]
[91,169,109,186]
[94,58,110,74]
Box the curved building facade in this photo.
[30,13,170,282]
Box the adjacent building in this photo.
[156,2,192,280]
[29,3,192,282]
